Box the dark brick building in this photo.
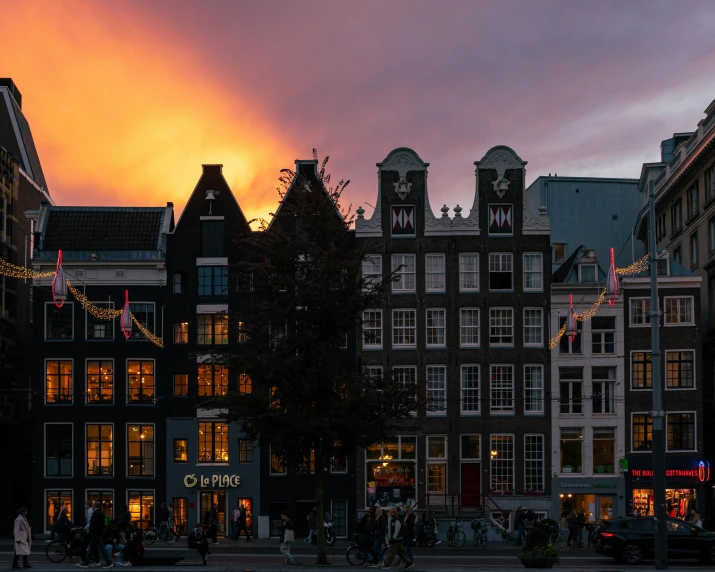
[622,267,706,518]
[354,146,552,522]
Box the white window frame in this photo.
[44,358,74,405]
[578,264,598,283]
[489,364,514,415]
[666,411,697,452]
[362,310,383,350]
[426,436,448,494]
[425,254,446,292]
[85,357,115,405]
[559,428,584,473]
[44,423,74,478]
[489,434,514,493]
[460,434,481,460]
[459,253,479,292]
[523,253,543,292]
[524,434,544,492]
[523,308,543,347]
[630,412,653,453]
[426,365,447,416]
[391,254,416,293]
[43,490,74,533]
[459,308,480,348]
[591,316,616,354]
[125,423,156,478]
[126,358,156,405]
[362,254,382,291]
[85,422,114,477]
[591,366,616,415]
[126,301,156,341]
[664,349,696,390]
[663,296,694,326]
[489,307,514,347]
[488,253,513,291]
[426,435,448,460]
[630,350,653,391]
[425,308,446,348]
[365,365,383,380]
[629,297,651,327]
[44,301,74,341]
[523,364,544,415]
[460,365,480,416]
[392,309,417,348]
[85,301,115,340]
[393,366,417,416]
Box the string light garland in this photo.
[67,282,123,319]
[575,288,606,322]
[0,259,55,279]
[132,314,164,348]
[616,254,650,276]
[548,322,567,350]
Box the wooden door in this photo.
[461,463,481,507]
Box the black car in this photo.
[594,516,715,564]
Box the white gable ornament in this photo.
[479,150,522,198]
[379,151,425,201]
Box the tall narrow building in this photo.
[354,147,551,526]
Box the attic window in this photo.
[578,264,597,283]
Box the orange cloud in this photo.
[0,0,292,222]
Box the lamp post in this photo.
[648,180,667,569]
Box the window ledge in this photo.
[196,463,230,467]
[686,213,700,226]
[671,227,683,240]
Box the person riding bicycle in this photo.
[54,506,73,542]
[357,508,381,565]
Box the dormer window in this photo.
[578,264,597,283]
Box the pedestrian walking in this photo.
[206,504,219,544]
[230,505,240,541]
[379,507,411,570]
[513,506,526,546]
[12,507,31,570]
[305,506,317,544]
[372,507,387,567]
[238,503,251,541]
[357,508,381,566]
[77,501,113,568]
[279,511,295,564]
[188,523,210,565]
[402,505,416,568]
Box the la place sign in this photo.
[184,474,241,488]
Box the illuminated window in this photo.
[560,428,583,473]
[86,424,113,476]
[45,360,73,404]
[270,446,286,475]
[127,360,154,403]
[127,490,153,530]
[664,297,693,325]
[296,449,316,475]
[87,490,113,520]
[198,422,228,463]
[237,321,248,343]
[173,374,188,396]
[174,439,188,463]
[666,351,695,388]
[490,434,514,491]
[198,364,228,397]
[173,322,188,344]
[239,374,252,394]
[632,414,653,451]
[46,490,72,531]
[172,498,188,536]
[45,303,74,340]
[86,360,113,404]
[197,314,229,345]
[631,352,652,389]
[128,424,154,476]
[331,442,347,473]
[239,439,254,463]
[127,303,155,340]
[86,302,114,339]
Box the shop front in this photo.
[166,419,261,537]
[551,477,625,528]
[625,456,710,518]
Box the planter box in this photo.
[525,491,545,496]
[491,491,503,496]
[503,491,515,496]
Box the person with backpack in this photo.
[187,523,209,565]
[380,507,412,570]
[279,511,295,565]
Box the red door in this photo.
[461,463,481,507]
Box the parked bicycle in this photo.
[584,522,599,548]
[45,527,85,564]
[144,521,175,545]
[536,520,566,548]
[445,519,466,548]
[471,518,488,548]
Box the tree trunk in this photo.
[315,455,328,564]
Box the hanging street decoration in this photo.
[121,290,133,339]
[565,294,577,342]
[51,250,67,308]
[606,247,619,306]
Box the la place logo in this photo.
[184,474,198,488]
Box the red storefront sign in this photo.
[631,462,710,482]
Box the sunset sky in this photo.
[3,0,715,223]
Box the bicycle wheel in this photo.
[165,529,176,544]
[453,530,466,548]
[479,531,488,548]
[45,541,68,564]
[346,545,367,566]
[550,532,566,548]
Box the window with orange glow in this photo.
[87,424,113,476]
[46,360,73,404]
[198,365,228,397]
[174,439,188,463]
[197,314,229,345]
[128,490,153,530]
[198,422,228,463]
[127,360,154,403]
[128,424,154,476]
[87,360,113,403]
[239,374,252,394]
[173,322,189,344]
[173,374,188,396]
